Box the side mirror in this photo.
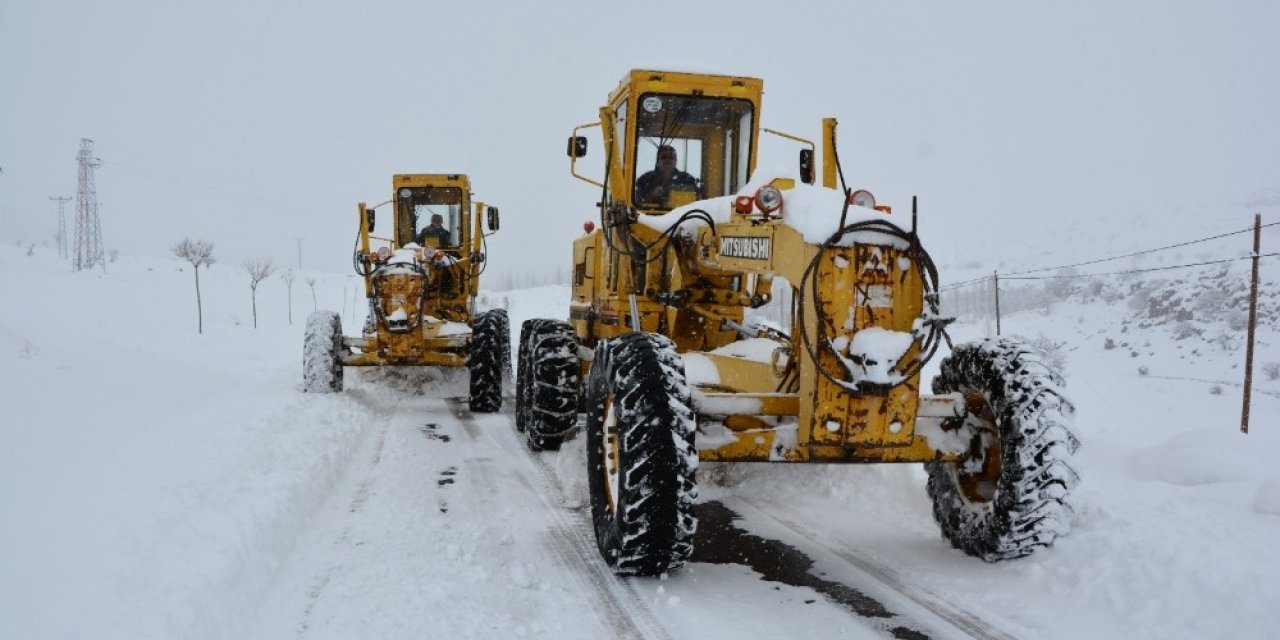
[486,206,500,232]
[799,149,814,185]
[567,136,588,158]
[365,208,376,233]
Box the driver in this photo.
[414,213,452,247]
[635,145,698,204]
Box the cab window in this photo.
[396,186,463,248]
[631,93,754,209]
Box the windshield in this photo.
[631,93,754,209]
[396,186,463,248]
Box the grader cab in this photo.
[304,173,509,412]
[517,69,1080,575]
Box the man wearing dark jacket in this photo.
[635,145,698,205]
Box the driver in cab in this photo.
[415,213,452,247]
[635,145,698,206]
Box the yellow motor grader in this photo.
[305,173,509,412]
[517,70,1079,575]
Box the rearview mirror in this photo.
[799,149,814,185]
[486,206,500,232]
[567,136,588,158]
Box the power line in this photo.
[999,221,1279,277]
[94,141,333,213]
[1001,253,1278,281]
[938,219,1276,291]
[939,275,994,292]
[99,159,322,219]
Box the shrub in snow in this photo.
[1172,321,1199,341]
[1212,332,1235,351]
[1022,334,1067,373]
[1209,385,1223,395]
[1263,362,1280,381]
[1104,337,1116,350]
[1226,309,1249,331]
[1138,365,1149,376]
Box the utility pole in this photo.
[49,195,72,259]
[993,271,1002,336]
[1242,214,1262,434]
[296,236,303,269]
[73,139,105,271]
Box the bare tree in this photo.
[306,276,318,310]
[243,257,278,328]
[172,238,216,334]
[281,269,296,324]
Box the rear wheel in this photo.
[303,311,344,393]
[517,319,562,432]
[518,320,580,451]
[586,332,697,575]
[493,309,512,395]
[468,310,507,412]
[927,337,1080,561]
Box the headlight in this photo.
[754,185,784,215]
[848,189,876,209]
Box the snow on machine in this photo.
[518,69,1080,575]
[304,173,508,412]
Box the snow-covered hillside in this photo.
[1,244,1278,639]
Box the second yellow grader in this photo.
[305,174,509,412]
[517,69,1080,575]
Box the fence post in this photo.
[993,270,1002,336]
[1242,214,1262,434]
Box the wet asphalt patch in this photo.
[692,501,931,640]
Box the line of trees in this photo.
[173,237,301,333]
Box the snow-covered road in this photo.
[3,247,1278,639]
[246,367,1006,639]
[247,368,667,639]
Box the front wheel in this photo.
[586,332,697,575]
[303,311,344,393]
[468,309,508,412]
[926,337,1080,561]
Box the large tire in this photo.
[519,320,580,451]
[927,337,1080,561]
[496,310,513,396]
[586,332,697,575]
[516,319,564,432]
[468,310,507,412]
[303,311,344,393]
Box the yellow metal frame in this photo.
[345,173,498,368]
[567,69,965,466]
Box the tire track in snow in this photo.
[293,407,393,639]
[727,496,1019,640]
[448,399,673,640]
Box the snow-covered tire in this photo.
[468,310,506,413]
[303,310,344,393]
[496,310,513,396]
[927,337,1080,561]
[516,319,562,432]
[586,332,697,575]
[517,320,580,451]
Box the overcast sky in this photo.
[3,0,1277,282]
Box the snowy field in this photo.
[2,243,1278,639]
